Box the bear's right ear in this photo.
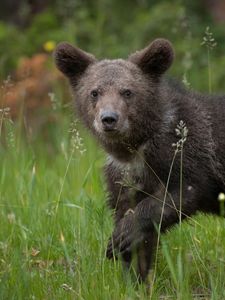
[129,39,174,76]
[54,42,96,79]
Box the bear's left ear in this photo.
[54,42,96,79]
[129,39,174,76]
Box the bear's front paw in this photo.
[106,213,143,259]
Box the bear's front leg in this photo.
[106,186,198,281]
[136,232,157,282]
[106,209,145,259]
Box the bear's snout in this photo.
[101,111,119,131]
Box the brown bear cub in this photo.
[54,39,225,282]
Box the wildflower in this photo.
[218,192,225,217]
[218,192,225,202]
[43,40,56,52]
[182,74,191,88]
[1,75,14,92]
[201,26,217,50]
[69,120,86,155]
[48,92,61,110]
[0,107,10,117]
[172,120,188,152]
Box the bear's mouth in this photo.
[103,127,118,132]
[103,128,119,137]
[100,127,123,140]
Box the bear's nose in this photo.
[101,111,119,130]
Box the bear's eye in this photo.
[122,89,133,98]
[90,90,99,99]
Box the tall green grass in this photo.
[0,112,225,299]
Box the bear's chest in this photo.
[121,158,146,186]
[108,149,151,191]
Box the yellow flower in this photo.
[43,40,56,52]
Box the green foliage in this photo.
[0,22,24,76]
[25,11,60,54]
[0,0,225,92]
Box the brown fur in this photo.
[54,39,225,282]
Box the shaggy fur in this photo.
[54,39,225,282]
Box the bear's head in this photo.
[54,39,174,156]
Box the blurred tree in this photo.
[204,0,225,23]
[0,0,52,27]
[0,0,23,25]
[0,0,225,91]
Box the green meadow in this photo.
[0,115,225,299]
[1,1,225,299]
